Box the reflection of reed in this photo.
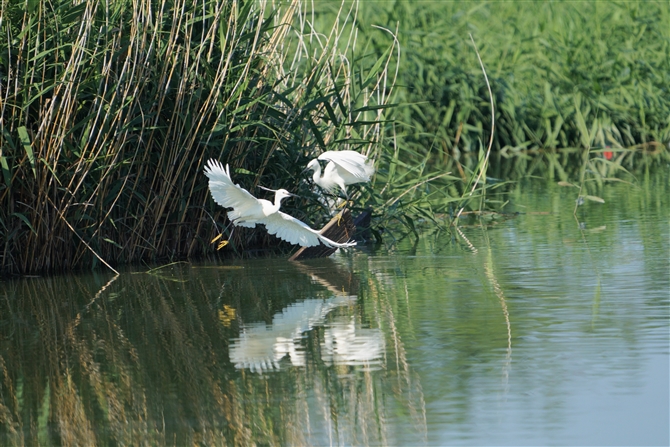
[484,249,513,392]
[0,270,245,445]
[364,263,429,444]
[449,226,515,394]
[478,229,513,393]
[291,258,360,296]
[0,258,424,446]
[455,224,479,253]
[1,275,120,445]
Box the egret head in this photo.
[305,159,320,173]
[275,189,296,201]
[258,185,296,198]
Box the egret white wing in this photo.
[318,151,375,181]
[261,212,356,248]
[204,159,263,222]
[317,234,357,248]
[260,211,323,247]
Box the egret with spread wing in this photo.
[204,159,355,249]
[306,150,375,199]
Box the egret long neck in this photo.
[311,164,322,184]
[273,195,286,211]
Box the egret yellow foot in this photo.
[336,212,342,226]
[211,234,229,250]
[336,199,353,209]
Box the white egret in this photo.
[305,150,375,199]
[204,159,356,248]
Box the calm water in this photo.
[1,176,668,446]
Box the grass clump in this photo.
[353,1,669,176]
[323,0,669,238]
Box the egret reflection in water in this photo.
[228,263,385,373]
[321,319,385,368]
[229,296,386,372]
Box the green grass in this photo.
[365,1,670,156]
[1,0,668,275]
[343,0,670,237]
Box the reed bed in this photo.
[335,0,670,236]
[358,1,670,161]
[0,0,395,274]
[2,0,668,275]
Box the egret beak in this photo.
[258,185,299,198]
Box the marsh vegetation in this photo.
[1,0,668,274]
[1,174,668,445]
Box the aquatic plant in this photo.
[360,1,669,160]
[341,0,670,239]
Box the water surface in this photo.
[1,176,668,446]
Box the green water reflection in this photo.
[1,176,668,446]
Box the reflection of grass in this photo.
[354,172,669,430]
[0,257,430,445]
[0,271,233,444]
[362,265,430,439]
[133,261,190,282]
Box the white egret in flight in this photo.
[306,150,375,199]
[204,159,355,249]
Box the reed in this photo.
[340,0,669,238]
[2,0,668,274]
[0,0,395,274]
[361,1,669,160]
